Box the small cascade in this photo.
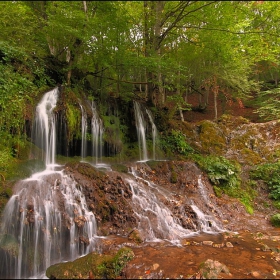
[126,175,192,243]
[0,89,99,279]
[146,108,159,160]
[32,87,59,169]
[126,165,224,244]
[133,101,148,161]
[90,101,103,164]
[80,104,88,160]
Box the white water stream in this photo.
[90,101,103,164]
[0,89,99,279]
[126,165,224,245]
[133,101,159,161]
[146,108,159,160]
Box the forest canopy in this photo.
[1,0,280,170]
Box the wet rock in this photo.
[74,215,86,228]
[79,236,89,245]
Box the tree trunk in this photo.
[155,1,165,106]
[143,1,165,106]
[179,109,184,122]
[213,90,218,120]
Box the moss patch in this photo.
[46,247,134,279]
[197,120,226,155]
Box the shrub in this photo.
[270,214,280,227]
[161,129,194,157]
[250,161,280,200]
[195,155,241,189]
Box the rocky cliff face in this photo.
[171,115,280,165]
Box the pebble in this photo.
[152,263,159,270]
[251,271,261,277]
[213,243,224,248]
[226,242,234,248]
[203,240,213,246]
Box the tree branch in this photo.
[156,1,218,49]
[184,24,280,37]
[93,74,148,85]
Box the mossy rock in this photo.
[146,160,163,170]
[7,159,45,181]
[111,163,128,173]
[197,120,226,155]
[0,234,19,257]
[240,148,263,165]
[65,161,105,180]
[46,247,134,279]
[0,181,14,216]
[218,114,249,128]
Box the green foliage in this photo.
[250,161,280,200]
[66,103,81,141]
[195,155,241,189]
[194,154,252,211]
[161,129,194,157]
[253,88,280,121]
[270,214,280,227]
[166,94,191,116]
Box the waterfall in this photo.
[32,87,59,169]
[80,104,88,160]
[133,101,160,161]
[127,165,224,244]
[146,108,159,160]
[90,101,103,164]
[0,170,98,279]
[0,89,99,279]
[133,101,148,161]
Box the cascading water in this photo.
[0,89,99,279]
[133,101,148,161]
[90,101,103,164]
[126,164,225,244]
[133,101,160,161]
[146,108,159,160]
